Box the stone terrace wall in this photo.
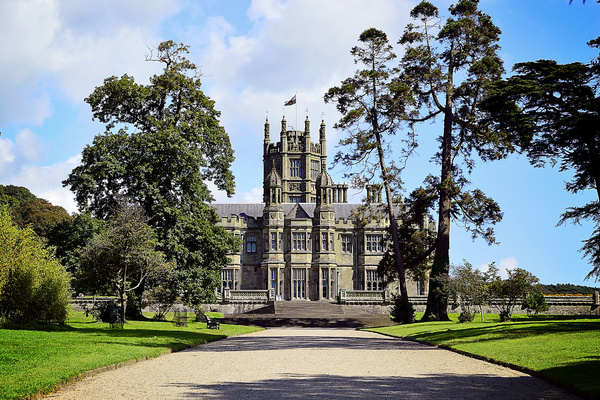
[402,294,599,316]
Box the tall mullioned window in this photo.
[341,235,352,253]
[292,232,306,250]
[270,269,277,291]
[366,234,383,252]
[246,235,257,253]
[311,160,320,179]
[221,269,234,291]
[366,270,383,291]
[290,159,301,177]
[322,269,328,298]
[292,268,306,299]
[271,232,277,250]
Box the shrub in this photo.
[490,268,540,322]
[440,261,498,323]
[390,294,415,324]
[90,301,124,328]
[522,291,549,318]
[458,311,476,323]
[0,207,71,324]
[498,310,511,322]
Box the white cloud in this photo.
[190,0,415,193]
[211,183,263,204]
[499,257,519,278]
[1,0,417,210]
[0,0,177,126]
[0,138,15,164]
[247,0,285,21]
[15,129,46,161]
[5,154,80,214]
[478,257,519,279]
[0,128,79,213]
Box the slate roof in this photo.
[211,203,389,221]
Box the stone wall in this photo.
[71,296,117,312]
[376,294,600,316]
[200,302,272,315]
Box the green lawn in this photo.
[0,312,261,400]
[367,313,600,399]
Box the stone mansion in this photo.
[212,116,431,302]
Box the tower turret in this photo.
[316,159,334,207]
[265,162,282,206]
[319,119,326,158]
[304,116,310,136]
[264,117,270,145]
[281,117,287,152]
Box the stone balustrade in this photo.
[222,289,271,303]
[340,289,391,304]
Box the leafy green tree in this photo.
[489,268,540,322]
[0,207,71,324]
[482,56,600,281]
[46,213,106,294]
[521,290,549,318]
[12,198,72,238]
[324,28,417,317]
[78,200,173,320]
[377,187,437,287]
[64,41,238,308]
[0,185,35,210]
[0,185,71,238]
[440,260,498,322]
[540,283,600,295]
[399,1,518,320]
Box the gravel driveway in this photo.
[46,327,578,399]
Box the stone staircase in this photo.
[221,301,395,328]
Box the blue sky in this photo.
[1,0,599,286]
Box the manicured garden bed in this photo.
[0,312,261,400]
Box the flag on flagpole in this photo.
[284,95,296,106]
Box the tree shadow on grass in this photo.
[541,358,600,399]
[168,373,577,400]
[0,318,228,350]
[405,319,600,346]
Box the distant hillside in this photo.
[540,283,599,295]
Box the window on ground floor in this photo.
[292,268,307,299]
[322,269,329,298]
[366,270,383,291]
[221,269,234,292]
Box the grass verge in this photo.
[0,312,261,400]
[367,313,600,399]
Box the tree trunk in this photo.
[372,112,409,302]
[118,289,127,325]
[422,61,455,322]
[126,282,146,319]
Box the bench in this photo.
[205,315,220,329]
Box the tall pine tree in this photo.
[325,29,417,319]
[400,1,519,320]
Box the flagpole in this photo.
[295,92,298,133]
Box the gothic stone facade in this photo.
[212,117,429,301]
